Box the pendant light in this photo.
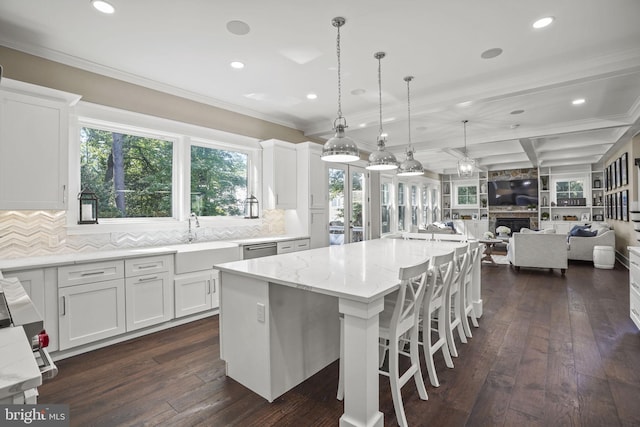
[457,120,475,177]
[366,52,398,170]
[397,76,424,176]
[321,17,360,163]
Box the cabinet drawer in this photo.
[277,241,296,254]
[294,239,310,251]
[125,255,172,277]
[58,260,124,288]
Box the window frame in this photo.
[68,102,261,233]
[452,180,479,209]
[551,174,588,204]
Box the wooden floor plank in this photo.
[38,260,639,426]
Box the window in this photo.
[190,144,248,216]
[80,127,174,218]
[410,185,419,226]
[398,183,406,231]
[75,103,260,226]
[453,182,478,208]
[380,178,392,234]
[555,178,584,201]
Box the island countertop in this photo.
[216,238,466,303]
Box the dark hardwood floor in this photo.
[39,260,640,427]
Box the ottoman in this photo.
[593,245,615,269]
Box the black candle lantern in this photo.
[78,188,99,224]
[244,195,259,219]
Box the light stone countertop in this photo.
[0,235,309,272]
[0,326,41,399]
[0,246,178,272]
[216,238,466,303]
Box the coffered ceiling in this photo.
[1,0,639,174]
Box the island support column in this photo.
[338,297,384,427]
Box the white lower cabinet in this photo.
[125,255,173,331]
[125,271,173,331]
[58,278,126,350]
[58,255,174,350]
[174,270,218,318]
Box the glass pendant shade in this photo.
[397,150,424,176]
[457,119,475,177]
[457,156,475,177]
[321,17,359,163]
[323,124,360,162]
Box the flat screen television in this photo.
[487,179,538,206]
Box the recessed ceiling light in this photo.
[457,100,473,108]
[230,61,245,69]
[91,0,115,14]
[480,48,503,59]
[359,123,367,128]
[533,16,554,29]
[510,109,525,115]
[351,88,366,96]
[226,20,251,36]
[572,98,586,105]
[306,93,318,100]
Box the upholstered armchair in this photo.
[567,229,615,261]
[506,232,569,275]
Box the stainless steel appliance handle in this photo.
[245,243,277,250]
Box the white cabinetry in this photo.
[538,166,604,224]
[125,255,173,331]
[296,142,329,249]
[277,238,310,254]
[0,79,80,210]
[262,139,297,209]
[629,248,640,330]
[58,260,126,350]
[441,172,489,224]
[175,270,217,318]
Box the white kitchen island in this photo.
[216,238,481,427]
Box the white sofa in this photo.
[567,229,615,261]
[506,232,568,275]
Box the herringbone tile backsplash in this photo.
[0,210,286,259]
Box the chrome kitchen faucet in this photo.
[188,212,200,243]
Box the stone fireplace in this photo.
[494,217,532,234]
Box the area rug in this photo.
[489,254,510,265]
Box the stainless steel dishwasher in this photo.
[242,242,278,259]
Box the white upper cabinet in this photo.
[261,139,297,209]
[0,79,80,210]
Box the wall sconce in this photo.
[244,195,259,219]
[78,189,99,224]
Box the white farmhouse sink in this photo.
[172,241,241,274]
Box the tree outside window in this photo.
[190,145,248,216]
[80,127,173,218]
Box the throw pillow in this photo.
[574,228,597,237]
[569,224,591,236]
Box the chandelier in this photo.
[457,119,475,177]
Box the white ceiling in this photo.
[1,0,640,174]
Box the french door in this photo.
[328,165,367,245]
